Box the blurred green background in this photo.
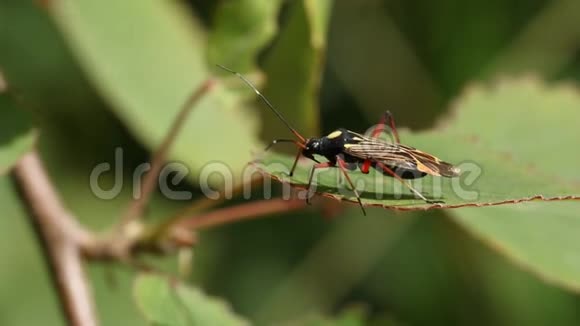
[2,0,580,325]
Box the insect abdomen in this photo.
[372,163,427,179]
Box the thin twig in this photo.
[178,198,307,231]
[120,80,215,227]
[165,175,264,226]
[13,151,98,326]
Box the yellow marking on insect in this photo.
[343,143,354,148]
[450,166,461,176]
[352,136,364,141]
[326,130,342,139]
[416,161,440,176]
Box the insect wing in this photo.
[343,138,418,171]
[344,138,460,177]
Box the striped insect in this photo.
[218,65,461,215]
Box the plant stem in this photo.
[13,151,98,326]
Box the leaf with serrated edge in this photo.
[442,78,580,292]
[256,77,580,293]
[254,78,580,211]
[134,273,249,326]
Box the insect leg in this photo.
[361,111,401,173]
[384,111,400,143]
[337,156,366,215]
[306,162,334,205]
[374,161,443,204]
[288,149,302,177]
[360,160,372,174]
[371,110,400,143]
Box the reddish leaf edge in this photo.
[249,161,580,212]
[248,77,580,211]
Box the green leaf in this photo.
[50,0,261,185]
[254,136,579,210]
[134,273,249,326]
[442,78,580,182]
[442,78,580,291]
[0,82,35,175]
[208,0,283,74]
[255,77,580,291]
[254,78,580,211]
[261,0,333,138]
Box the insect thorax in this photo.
[317,129,365,162]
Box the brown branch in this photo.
[120,79,215,227]
[6,74,298,325]
[167,175,264,225]
[13,151,98,326]
[178,198,307,231]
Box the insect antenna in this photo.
[216,64,306,143]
